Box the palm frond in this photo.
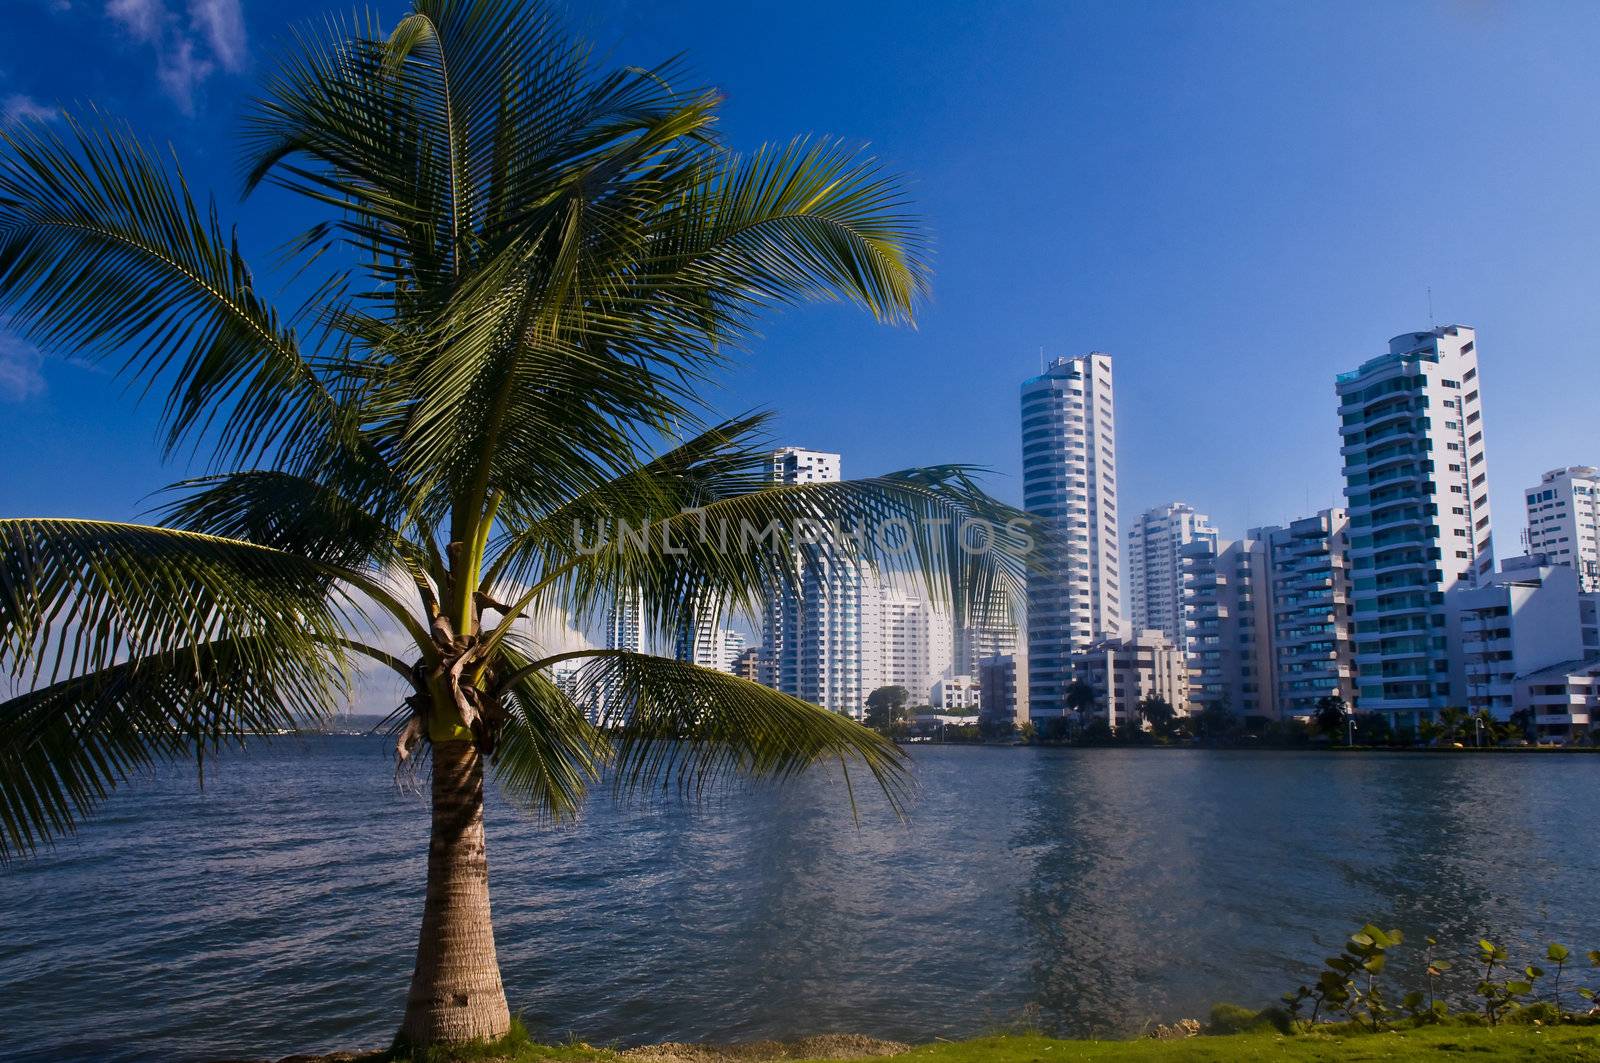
[484,411,776,591]
[646,137,931,331]
[500,466,1038,654]
[156,470,411,572]
[571,651,910,814]
[490,642,605,820]
[0,635,348,859]
[0,113,334,465]
[0,519,359,687]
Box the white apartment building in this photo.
[762,447,869,716]
[1525,467,1600,592]
[593,589,648,722]
[675,620,747,673]
[932,674,981,710]
[864,576,954,705]
[1066,630,1188,733]
[1021,353,1122,721]
[1182,533,1276,718]
[605,588,645,654]
[1337,325,1494,727]
[1448,554,1600,726]
[953,588,1019,678]
[1266,509,1359,717]
[1127,502,1219,645]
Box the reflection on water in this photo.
[2,741,1597,1061]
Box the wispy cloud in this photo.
[0,332,46,403]
[103,0,247,113]
[105,0,164,41]
[2,94,59,125]
[188,0,246,72]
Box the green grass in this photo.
[886,1026,1600,1061]
[377,1022,1600,1063]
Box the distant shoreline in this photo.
[896,739,1600,755]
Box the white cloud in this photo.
[188,0,245,72]
[102,0,247,112]
[156,35,215,114]
[105,0,165,41]
[0,333,46,403]
[1,94,58,125]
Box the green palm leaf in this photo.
[0,115,334,464]
[0,519,358,686]
[0,636,344,858]
[563,650,910,815]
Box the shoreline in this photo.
[218,1022,1600,1063]
[894,739,1600,754]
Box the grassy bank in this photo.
[885,1027,1600,1061]
[350,1022,1600,1063]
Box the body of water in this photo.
[3,740,1598,1062]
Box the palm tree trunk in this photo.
[400,739,512,1045]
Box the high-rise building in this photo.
[1021,352,1122,721]
[866,578,953,704]
[1182,533,1276,718]
[762,447,868,716]
[720,629,747,672]
[605,589,645,654]
[1524,467,1600,592]
[594,589,647,722]
[1337,325,1494,727]
[1265,509,1359,717]
[1127,502,1218,645]
[674,619,747,673]
[952,588,1019,680]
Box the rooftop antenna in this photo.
[1039,345,1045,373]
[1427,287,1435,327]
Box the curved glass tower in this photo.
[1021,353,1122,720]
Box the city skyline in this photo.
[4,2,1600,562]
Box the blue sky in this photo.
[3,0,1599,556]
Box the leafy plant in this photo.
[1422,935,1452,1020]
[1474,938,1538,1024]
[1283,923,1403,1031]
[1577,950,1600,1012]
[1548,943,1570,1015]
[1282,925,1600,1031]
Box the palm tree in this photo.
[0,1,1030,1048]
[1064,679,1098,734]
[1136,693,1176,736]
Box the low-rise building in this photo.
[932,674,980,711]
[732,646,766,684]
[1514,659,1600,740]
[1448,554,1594,719]
[1066,630,1188,733]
